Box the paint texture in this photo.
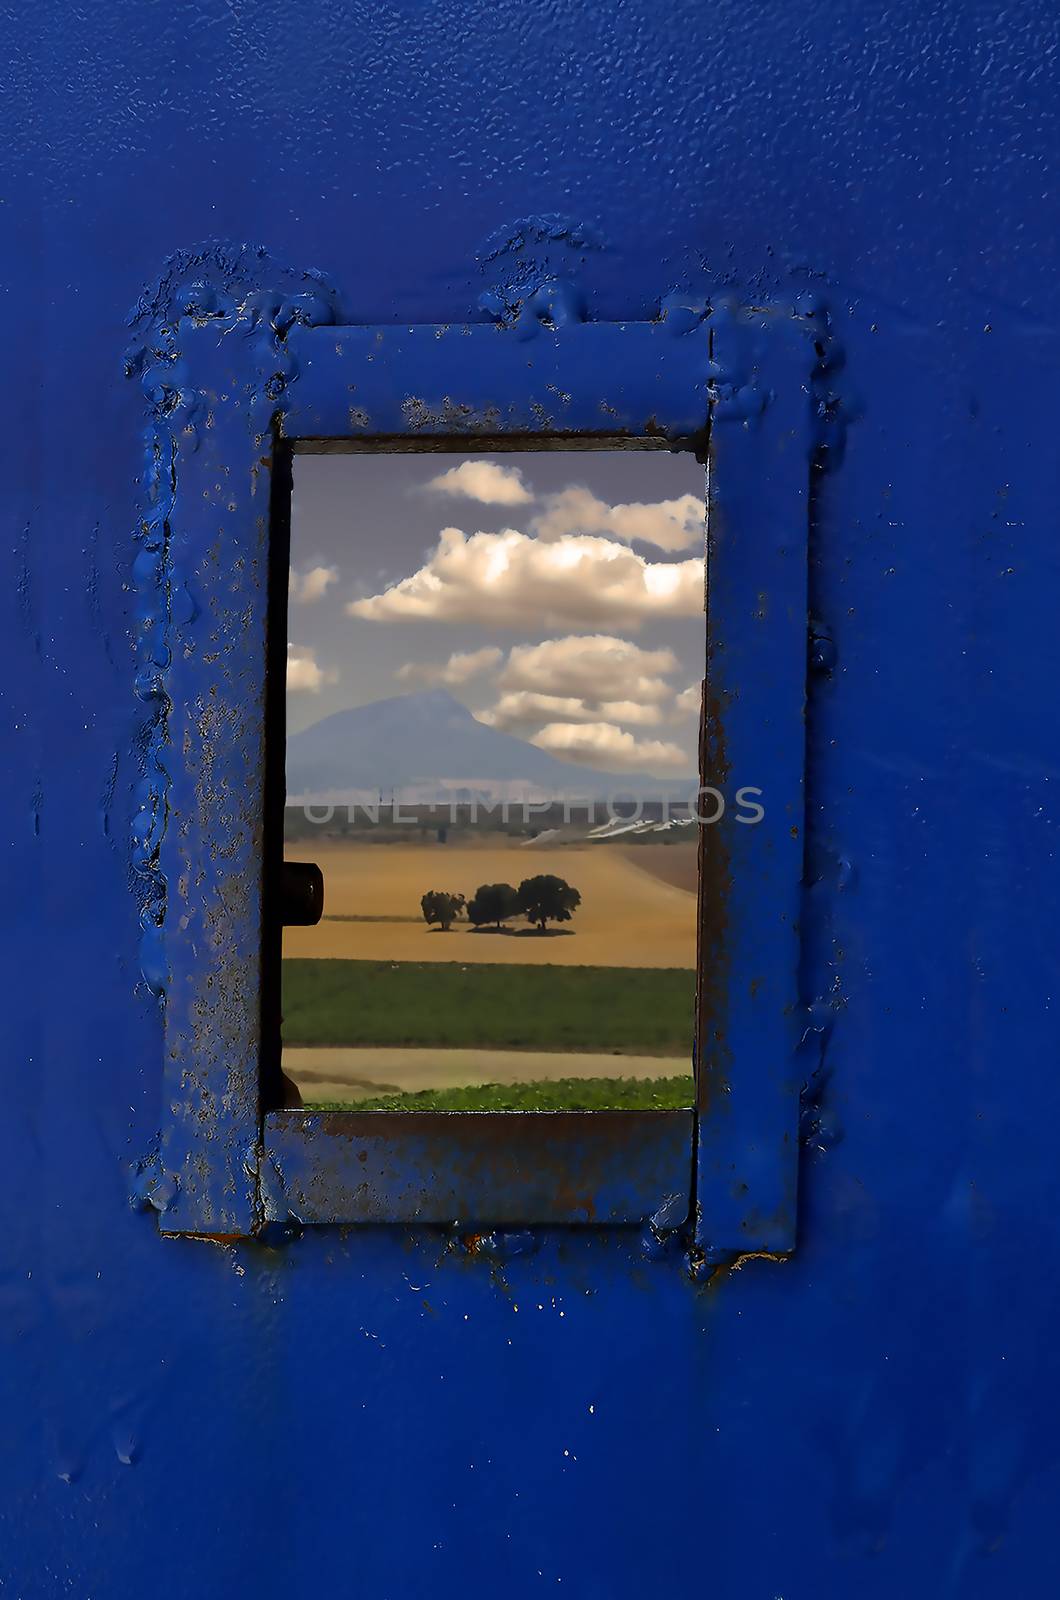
[1,2,1058,1595]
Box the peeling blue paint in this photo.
[476,213,603,324]
[125,245,343,1004]
[2,4,1058,1596]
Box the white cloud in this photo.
[287,643,337,693]
[396,646,503,687]
[426,460,533,506]
[289,564,339,603]
[531,487,704,552]
[593,700,665,726]
[482,691,664,732]
[529,721,692,774]
[673,682,703,718]
[501,635,679,704]
[346,529,704,631]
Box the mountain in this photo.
[286,690,694,801]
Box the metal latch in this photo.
[280,861,324,926]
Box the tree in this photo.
[517,874,581,933]
[466,882,519,931]
[420,890,465,931]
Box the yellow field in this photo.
[283,840,697,968]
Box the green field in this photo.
[305,1075,694,1112]
[283,958,695,1054]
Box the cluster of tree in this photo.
[421,875,581,934]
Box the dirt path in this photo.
[283,1045,691,1101]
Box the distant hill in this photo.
[286,689,695,802]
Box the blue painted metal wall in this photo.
[2,3,1057,1593]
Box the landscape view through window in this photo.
[281,448,706,1112]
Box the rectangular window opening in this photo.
[263,442,707,1119]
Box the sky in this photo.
[286,449,707,777]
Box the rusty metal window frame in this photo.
[138,287,812,1251]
